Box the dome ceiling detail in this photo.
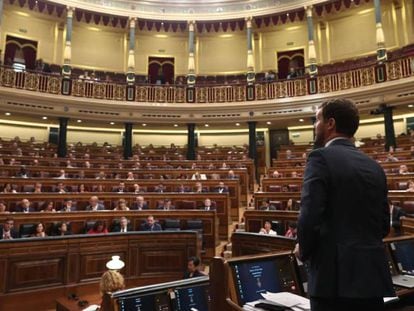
[49,0,330,21]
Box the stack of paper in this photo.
[242,292,310,311]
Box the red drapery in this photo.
[148,57,175,85]
[277,49,304,80]
[4,35,37,70]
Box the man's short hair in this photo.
[188,256,200,267]
[319,98,359,137]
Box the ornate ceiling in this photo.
[50,0,329,20]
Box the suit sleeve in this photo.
[382,171,391,238]
[298,150,329,261]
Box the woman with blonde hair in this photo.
[99,270,125,311]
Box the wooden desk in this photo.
[0,192,229,240]
[56,294,101,311]
[0,231,199,310]
[231,232,295,256]
[244,210,299,233]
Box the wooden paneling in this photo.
[244,210,299,233]
[231,232,295,257]
[0,231,199,310]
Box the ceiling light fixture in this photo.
[5,112,11,116]
[42,116,48,120]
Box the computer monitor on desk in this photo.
[113,276,210,311]
[227,252,303,306]
[390,239,414,276]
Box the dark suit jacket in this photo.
[112,224,133,232]
[298,139,394,298]
[214,187,228,193]
[157,205,175,210]
[0,227,19,239]
[15,206,35,213]
[201,205,216,211]
[131,203,148,210]
[140,223,162,231]
[391,205,406,235]
[86,204,105,211]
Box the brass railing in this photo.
[1,56,413,104]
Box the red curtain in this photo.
[4,35,37,70]
[277,49,304,79]
[148,57,175,84]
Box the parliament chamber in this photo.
[1,0,414,309]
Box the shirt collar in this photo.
[324,137,348,147]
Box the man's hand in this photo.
[293,243,301,259]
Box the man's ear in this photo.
[327,117,336,131]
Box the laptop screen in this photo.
[390,240,414,275]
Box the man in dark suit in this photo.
[214,182,228,194]
[113,182,127,193]
[112,217,133,233]
[60,199,77,212]
[86,196,105,211]
[183,256,206,279]
[201,198,216,211]
[389,200,407,236]
[0,218,19,239]
[15,199,35,213]
[157,198,175,210]
[131,196,148,210]
[140,215,162,231]
[297,98,394,311]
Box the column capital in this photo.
[245,16,253,28]
[305,6,313,17]
[129,17,136,28]
[188,20,196,31]
[66,7,75,17]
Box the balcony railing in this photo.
[1,56,413,104]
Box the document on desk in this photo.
[261,292,310,311]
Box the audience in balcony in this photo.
[88,221,108,234]
[140,215,162,231]
[259,221,277,235]
[31,222,47,238]
[1,218,18,239]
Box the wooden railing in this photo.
[1,55,413,103]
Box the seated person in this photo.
[390,200,407,235]
[214,181,228,193]
[271,170,281,178]
[227,170,238,179]
[154,184,165,193]
[96,171,106,179]
[55,182,67,194]
[140,215,162,231]
[60,199,76,212]
[286,199,294,211]
[133,183,143,194]
[259,221,277,235]
[3,183,17,193]
[113,182,126,193]
[56,169,67,179]
[54,222,72,236]
[31,222,47,238]
[194,182,207,193]
[183,256,206,279]
[112,217,132,233]
[33,182,42,193]
[86,196,105,211]
[191,171,207,180]
[385,153,399,162]
[16,165,29,178]
[16,199,35,213]
[88,221,108,234]
[285,222,297,238]
[114,199,130,211]
[41,201,56,212]
[406,180,414,192]
[201,198,215,211]
[259,199,276,211]
[100,270,125,311]
[176,184,188,193]
[131,196,148,210]
[126,172,135,180]
[0,201,9,213]
[399,164,410,175]
[1,218,19,239]
[158,198,175,210]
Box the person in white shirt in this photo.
[259,221,277,235]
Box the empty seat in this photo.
[176,200,196,209]
[268,185,282,192]
[402,201,414,213]
[19,223,36,238]
[163,219,181,231]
